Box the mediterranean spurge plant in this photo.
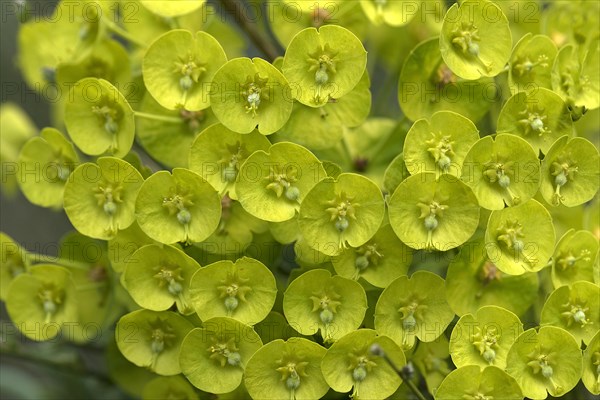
[1,1,599,399]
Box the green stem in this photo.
[30,253,91,271]
[134,111,182,124]
[404,378,427,400]
[102,18,148,48]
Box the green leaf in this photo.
[180,317,262,393]
[331,224,412,288]
[449,305,523,369]
[188,123,271,199]
[116,309,194,375]
[124,244,200,314]
[6,264,78,341]
[399,37,495,123]
[244,337,329,400]
[18,128,79,208]
[581,330,600,395]
[63,157,144,240]
[209,57,293,134]
[282,25,367,107]
[540,281,600,345]
[135,168,221,244]
[539,136,600,207]
[440,0,512,79]
[298,173,385,256]
[404,111,479,177]
[374,271,455,350]
[461,133,541,210]
[505,326,583,399]
[435,365,522,400]
[188,257,277,325]
[360,0,419,27]
[484,199,555,275]
[64,78,135,158]
[283,268,367,342]
[321,329,406,399]
[388,172,480,251]
[236,142,326,222]
[143,30,226,111]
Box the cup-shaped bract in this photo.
[403,111,479,177]
[18,128,79,208]
[283,269,367,342]
[374,271,455,350]
[551,229,598,288]
[321,329,406,399]
[282,25,367,107]
[540,281,600,345]
[209,57,293,134]
[140,0,206,17]
[236,142,326,222]
[298,173,385,256]
[388,172,480,251]
[135,168,221,244]
[136,93,219,169]
[189,257,277,325]
[508,33,558,95]
[180,317,262,394]
[244,337,329,400]
[497,88,574,154]
[552,41,600,111]
[539,136,600,207]
[0,233,30,300]
[360,0,419,27]
[64,78,135,158]
[278,70,371,150]
[124,244,200,315]
[116,309,194,375]
[440,0,512,80]
[141,376,198,400]
[582,330,600,395]
[330,224,412,288]
[6,264,78,341]
[107,221,156,274]
[450,305,524,369]
[436,365,522,400]
[188,123,271,200]
[64,157,144,240]
[485,199,555,275]
[399,37,495,123]
[143,30,226,111]
[506,326,583,399]
[446,236,539,317]
[461,134,541,210]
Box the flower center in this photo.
[264,165,300,201]
[207,337,242,367]
[326,191,359,234]
[38,283,64,324]
[241,73,269,117]
[550,158,578,206]
[217,270,252,314]
[426,131,455,171]
[472,326,500,364]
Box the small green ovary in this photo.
[326,191,359,234]
[526,347,564,394]
[174,54,206,92]
[276,352,309,393]
[91,97,123,138]
[264,165,300,201]
[241,73,270,117]
[220,142,248,184]
[513,54,550,77]
[310,288,342,329]
[308,43,339,103]
[518,104,550,137]
[397,295,428,348]
[496,219,537,268]
[38,283,64,324]
[472,326,500,364]
[162,186,194,226]
[550,157,578,206]
[561,297,592,328]
[207,337,242,367]
[417,196,448,250]
[426,131,455,171]
[148,318,176,361]
[451,21,491,72]
[483,154,520,205]
[354,243,383,275]
[153,263,185,297]
[347,350,377,397]
[555,248,591,271]
[217,270,252,315]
